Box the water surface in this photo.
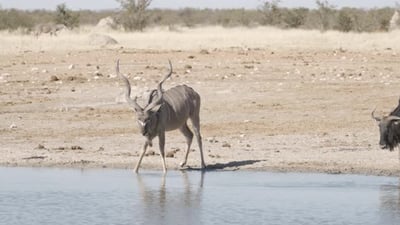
[0,167,399,225]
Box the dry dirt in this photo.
[1,27,400,176]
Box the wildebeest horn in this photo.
[371,108,381,122]
[386,116,400,122]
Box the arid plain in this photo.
[1,26,400,176]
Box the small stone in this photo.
[166,151,175,158]
[71,145,83,150]
[222,143,231,148]
[145,150,155,156]
[50,75,59,82]
[36,144,46,149]
[68,64,75,70]
[9,123,17,129]
[200,49,210,54]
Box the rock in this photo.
[96,16,119,31]
[206,137,218,143]
[50,75,59,82]
[9,123,17,129]
[222,142,231,148]
[68,64,75,70]
[94,70,102,76]
[89,33,118,46]
[389,10,400,31]
[166,151,175,158]
[36,144,46,149]
[145,150,155,156]
[200,49,210,54]
[71,145,83,150]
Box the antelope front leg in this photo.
[158,132,167,173]
[134,141,149,173]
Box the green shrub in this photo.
[0,9,33,30]
[283,8,308,28]
[116,0,152,31]
[336,10,353,32]
[259,0,283,26]
[54,3,79,28]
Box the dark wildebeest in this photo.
[372,99,400,151]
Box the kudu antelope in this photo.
[116,60,206,173]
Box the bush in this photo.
[117,0,152,31]
[316,0,336,31]
[54,3,79,28]
[336,10,353,32]
[283,8,308,28]
[259,0,283,26]
[0,9,33,30]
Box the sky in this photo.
[0,0,399,11]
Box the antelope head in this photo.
[372,108,400,150]
[116,60,172,139]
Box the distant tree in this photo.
[117,0,152,31]
[336,10,353,32]
[259,0,282,26]
[283,8,309,28]
[316,0,335,31]
[54,3,79,28]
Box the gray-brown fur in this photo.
[33,23,67,37]
[116,60,206,173]
[372,99,400,151]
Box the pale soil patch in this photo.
[1,26,400,176]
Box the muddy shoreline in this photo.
[1,29,400,177]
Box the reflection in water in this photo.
[136,171,204,225]
[2,168,400,225]
[380,179,400,224]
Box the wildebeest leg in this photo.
[179,123,194,167]
[134,141,149,173]
[191,116,206,169]
[158,132,167,173]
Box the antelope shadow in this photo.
[183,159,265,171]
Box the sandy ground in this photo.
[1,26,400,176]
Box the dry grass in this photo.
[2,25,400,175]
[1,26,400,54]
